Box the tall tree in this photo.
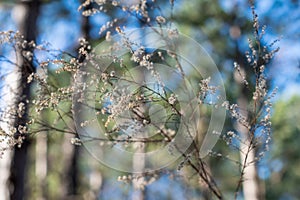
[65,1,92,196]
[8,0,41,199]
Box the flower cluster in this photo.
[0,1,281,199]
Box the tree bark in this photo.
[236,95,260,200]
[132,143,146,200]
[233,65,260,200]
[35,133,48,199]
[8,0,41,199]
[0,148,12,200]
[65,4,92,197]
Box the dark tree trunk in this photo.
[9,1,41,200]
[66,3,91,196]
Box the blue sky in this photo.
[2,0,299,102]
[221,0,300,98]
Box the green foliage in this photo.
[266,95,300,199]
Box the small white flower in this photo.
[110,71,115,77]
[156,16,166,24]
[168,94,176,105]
[105,31,111,41]
[112,0,118,6]
[70,138,82,146]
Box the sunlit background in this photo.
[0,0,299,199]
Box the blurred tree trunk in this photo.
[64,3,92,197]
[131,71,146,200]
[131,19,149,200]
[8,0,41,199]
[235,94,260,200]
[233,45,261,200]
[35,132,48,199]
[0,143,12,200]
[132,143,146,200]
